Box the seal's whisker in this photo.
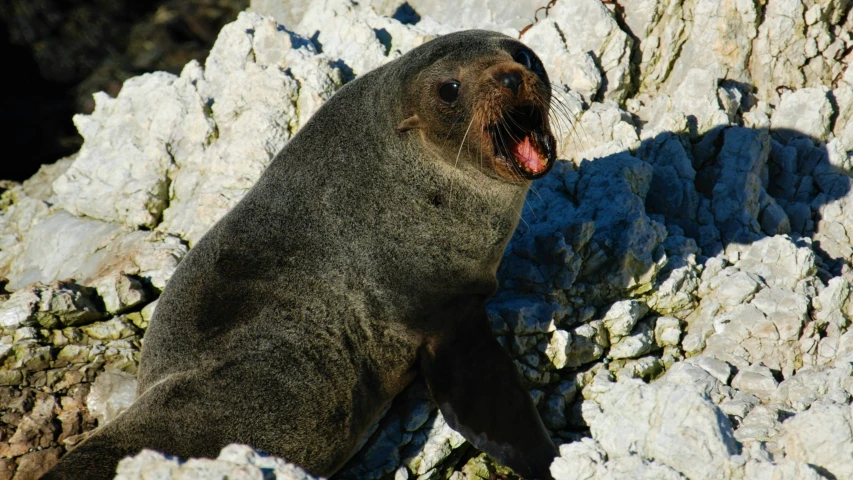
[548,84,591,154]
[528,183,544,205]
[494,122,522,182]
[449,115,477,206]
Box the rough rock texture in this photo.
[115,444,317,480]
[2,1,853,480]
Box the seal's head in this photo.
[395,30,556,183]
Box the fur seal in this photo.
[46,29,559,479]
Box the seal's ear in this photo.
[396,114,423,132]
[420,297,558,480]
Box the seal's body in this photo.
[47,30,559,479]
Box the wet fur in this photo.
[45,30,557,479]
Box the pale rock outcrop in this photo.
[115,444,318,480]
[521,0,633,103]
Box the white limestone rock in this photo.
[770,88,835,142]
[709,128,770,244]
[733,236,817,291]
[622,0,758,96]
[661,361,730,404]
[779,400,853,480]
[3,211,187,291]
[586,379,738,480]
[91,273,149,315]
[159,13,342,245]
[654,316,682,348]
[560,101,640,163]
[602,300,647,337]
[550,438,686,480]
[87,371,138,426]
[402,411,466,476]
[671,69,732,136]
[731,364,779,402]
[772,364,853,411]
[0,281,104,331]
[115,444,317,480]
[750,0,850,103]
[741,458,826,480]
[833,83,853,157]
[522,0,633,102]
[53,72,210,229]
[608,319,655,360]
[252,0,545,33]
[521,21,602,104]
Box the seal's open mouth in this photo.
[490,105,556,180]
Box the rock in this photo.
[560,102,640,163]
[91,273,148,315]
[550,438,607,480]
[751,0,848,103]
[772,364,853,411]
[564,321,608,369]
[253,0,543,33]
[833,83,853,155]
[115,444,318,480]
[522,0,632,102]
[671,69,732,136]
[770,88,834,142]
[685,356,733,385]
[741,450,827,480]
[779,400,853,480]
[709,128,770,244]
[0,280,107,332]
[550,438,686,480]
[86,371,138,426]
[3,211,187,291]
[11,447,62,480]
[402,412,466,475]
[731,364,779,402]
[163,15,337,245]
[734,236,816,290]
[587,379,738,480]
[6,395,57,456]
[623,0,757,96]
[522,22,601,104]
[608,320,656,360]
[815,276,853,329]
[53,72,200,229]
[661,362,728,403]
[759,202,791,235]
[602,300,647,337]
[654,316,682,348]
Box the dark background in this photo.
[0,0,247,183]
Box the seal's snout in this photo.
[498,71,522,95]
[484,60,556,181]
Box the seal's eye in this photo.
[513,48,545,80]
[438,81,460,103]
[513,49,534,70]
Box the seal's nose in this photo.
[499,72,522,95]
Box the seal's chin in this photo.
[490,105,556,180]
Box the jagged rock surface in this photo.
[1,1,853,480]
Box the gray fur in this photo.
[46,30,555,479]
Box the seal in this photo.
[46,29,559,479]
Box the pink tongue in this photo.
[512,136,544,173]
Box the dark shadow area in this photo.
[392,3,421,25]
[0,0,247,182]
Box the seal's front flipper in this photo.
[420,302,558,479]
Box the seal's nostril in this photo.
[500,72,522,94]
